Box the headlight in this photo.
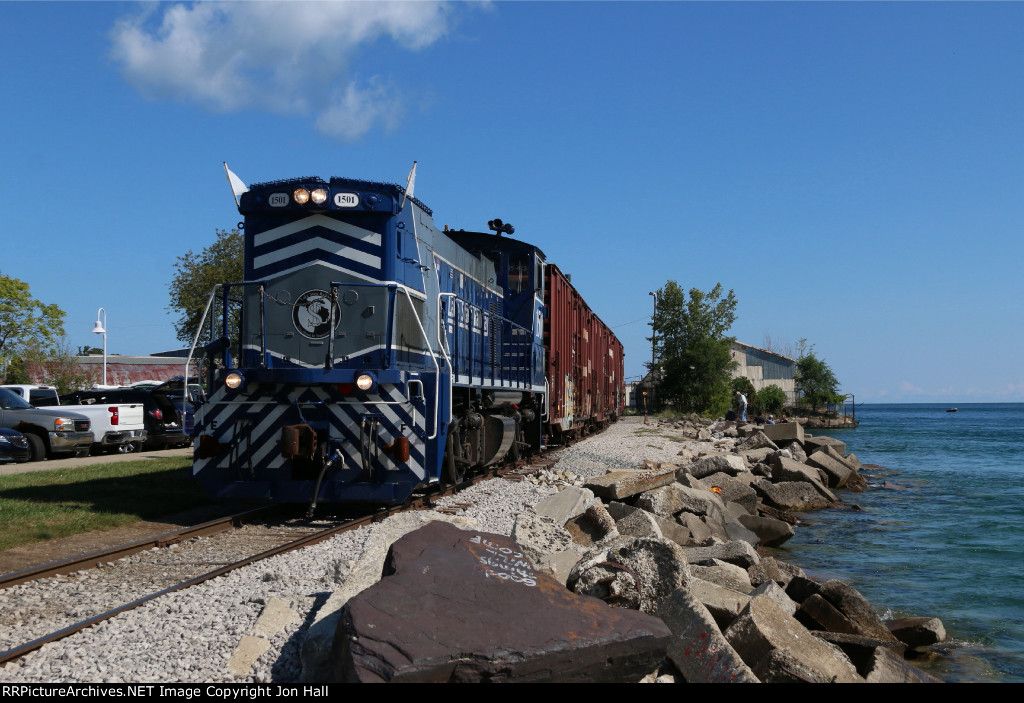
[311,188,327,204]
[356,374,374,391]
[0,434,10,444]
[54,417,75,431]
[225,372,244,390]
[293,188,310,204]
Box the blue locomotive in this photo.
[190,171,554,506]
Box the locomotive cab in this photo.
[189,174,550,507]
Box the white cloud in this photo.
[110,1,455,140]
[898,380,925,395]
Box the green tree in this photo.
[756,384,788,416]
[649,282,738,415]
[167,229,244,345]
[0,273,66,377]
[795,347,840,413]
[13,339,98,394]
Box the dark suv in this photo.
[60,388,189,450]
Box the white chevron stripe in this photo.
[241,344,386,368]
[247,404,296,468]
[326,399,425,480]
[254,214,382,248]
[253,235,381,271]
[255,259,378,282]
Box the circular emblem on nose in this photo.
[293,289,339,339]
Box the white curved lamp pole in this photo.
[91,308,107,386]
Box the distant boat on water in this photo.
[947,408,959,413]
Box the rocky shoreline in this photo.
[315,415,949,682]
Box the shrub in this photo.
[757,384,787,416]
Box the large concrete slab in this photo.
[760,422,805,445]
[584,466,677,500]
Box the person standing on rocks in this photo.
[735,391,748,422]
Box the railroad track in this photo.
[0,451,561,666]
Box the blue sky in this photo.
[2,1,1022,403]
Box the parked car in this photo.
[2,384,147,454]
[60,387,188,450]
[0,388,94,461]
[153,377,205,438]
[0,384,60,407]
[0,427,31,463]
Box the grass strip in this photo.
[0,458,212,552]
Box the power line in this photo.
[612,316,652,329]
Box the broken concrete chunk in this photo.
[738,513,795,547]
[753,479,833,512]
[886,616,947,649]
[567,535,690,614]
[736,430,780,453]
[796,593,862,636]
[767,455,837,502]
[615,506,666,540]
[723,595,862,683]
[683,540,760,570]
[565,502,620,548]
[748,557,804,589]
[812,631,907,677]
[760,422,805,445]
[674,483,728,516]
[690,561,753,593]
[511,510,577,565]
[785,574,823,604]
[804,435,846,455]
[864,646,944,683]
[688,577,752,628]
[695,473,759,514]
[818,580,898,643]
[806,450,854,489]
[534,550,583,586]
[689,453,748,479]
[533,486,595,526]
[657,587,760,683]
[750,580,798,617]
[636,483,688,518]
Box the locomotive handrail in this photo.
[397,285,441,440]
[185,281,264,409]
[437,291,456,426]
[184,286,218,399]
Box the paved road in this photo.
[0,446,193,476]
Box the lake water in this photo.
[777,403,1024,682]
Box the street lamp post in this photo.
[648,291,658,411]
[91,308,107,386]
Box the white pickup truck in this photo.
[0,385,148,454]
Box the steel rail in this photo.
[0,506,278,590]
[0,447,566,666]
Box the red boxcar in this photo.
[544,263,625,442]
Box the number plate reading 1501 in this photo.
[334,193,359,207]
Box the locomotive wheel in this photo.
[444,436,465,485]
